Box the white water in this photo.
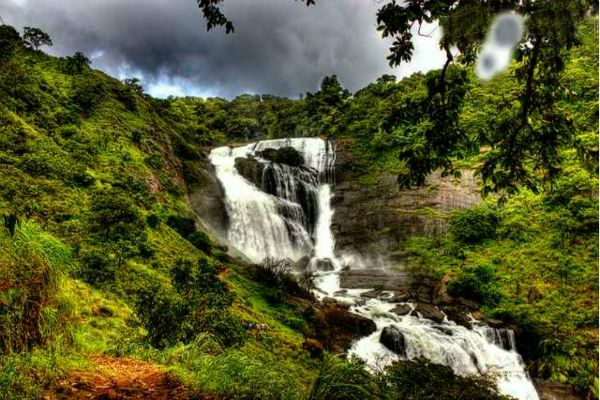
[209,137,538,400]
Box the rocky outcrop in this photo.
[185,156,229,238]
[339,268,412,291]
[380,326,407,357]
[331,139,480,267]
[258,147,304,167]
[533,379,581,400]
[234,157,265,188]
[390,304,412,316]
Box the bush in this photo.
[252,258,313,301]
[449,205,499,244]
[166,215,196,239]
[381,357,510,399]
[187,231,212,254]
[136,257,245,348]
[447,264,502,307]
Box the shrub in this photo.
[187,231,212,254]
[252,258,313,301]
[449,205,499,244]
[166,215,196,239]
[136,257,245,348]
[447,264,502,307]
[88,190,143,242]
[381,357,510,399]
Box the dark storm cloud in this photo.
[3,0,445,98]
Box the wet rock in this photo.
[314,258,335,272]
[441,306,472,329]
[296,255,311,271]
[360,289,382,299]
[471,311,485,320]
[457,297,480,310]
[333,289,348,296]
[234,157,265,188]
[390,304,412,316]
[322,297,337,305]
[487,319,505,329]
[391,289,409,303]
[434,326,454,336]
[533,379,579,400]
[380,326,407,357]
[414,303,445,323]
[258,147,304,167]
[339,268,412,290]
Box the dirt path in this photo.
[44,356,206,400]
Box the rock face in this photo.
[258,147,304,167]
[380,326,407,357]
[339,268,412,291]
[533,379,580,400]
[313,258,335,271]
[391,304,412,316]
[186,157,228,238]
[331,139,480,267]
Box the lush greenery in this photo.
[0,12,597,400]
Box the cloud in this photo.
[3,0,446,99]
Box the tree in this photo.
[23,27,52,50]
[65,52,91,75]
[122,77,144,95]
[88,189,143,241]
[0,25,22,60]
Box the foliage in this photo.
[135,257,245,348]
[252,258,313,301]
[381,357,510,400]
[449,205,499,244]
[22,27,52,50]
[447,264,503,307]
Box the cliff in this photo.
[331,139,480,267]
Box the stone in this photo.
[391,290,410,303]
[471,311,485,320]
[486,319,505,329]
[380,326,407,357]
[314,258,335,272]
[533,379,579,400]
[296,255,311,271]
[234,157,265,188]
[414,303,445,324]
[434,326,454,336]
[333,289,348,297]
[322,297,337,305]
[339,268,412,291]
[441,306,472,329]
[390,304,412,316]
[258,147,304,167]
[360,289,382,299]
[457,297,481,310]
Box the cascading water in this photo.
[209,137,538,400]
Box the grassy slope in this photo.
[0,35,320,399]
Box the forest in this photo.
[0,6,598,400]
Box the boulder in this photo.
[441,306,472,329]
[533,379,580,400]
[434,326,454,336]
[380,326,407,357]
[360,289,382,299]
[258,147,304,167]
[296,255,311,271]
[486,319,505,329]
[333,289,348,297]
[391,289,409,303]
[390,304,412,316]
[414,303,445,323]
[322,297,337,305]
[234,157,265,188]
[314,258,335,272]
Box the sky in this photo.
[2,0,447,99]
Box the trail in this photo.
[44,356,206,400]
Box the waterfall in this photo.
[209,137,538,400]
